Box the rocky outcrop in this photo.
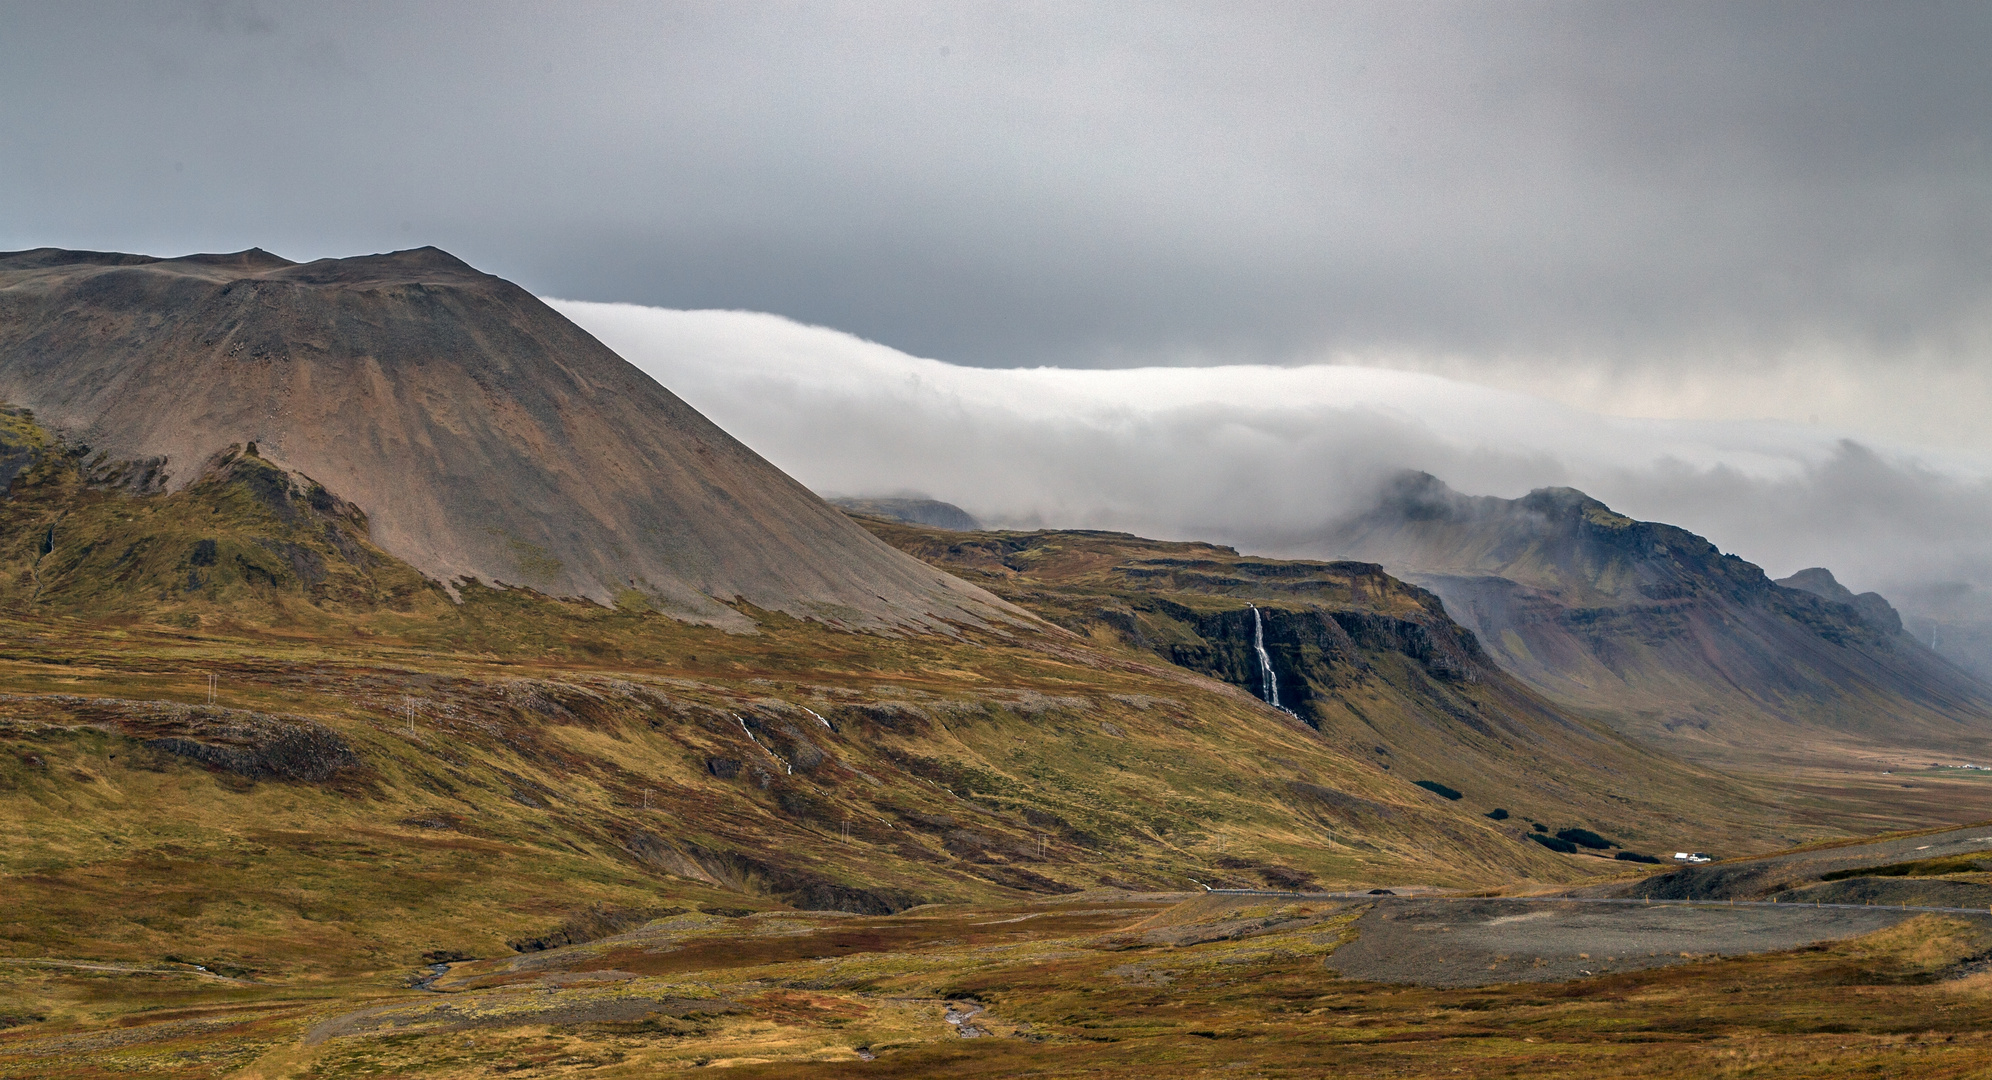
[1165,604,1483,723]
[0,694,360,782]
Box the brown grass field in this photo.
[9,427,1992,1076]
[9,892,1992,1078]
[8,606,1992,1077]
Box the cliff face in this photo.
[1323,472,1992,763]
[0,247,1017,630]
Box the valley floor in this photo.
[7,891,1992,1078]
[5,562,1992,1076]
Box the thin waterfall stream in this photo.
[1251,605,1284,710]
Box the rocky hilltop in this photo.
[1322,472,1992,764]
[0,247,1015,630]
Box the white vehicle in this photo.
[1672,851,1713,863]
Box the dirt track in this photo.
[1326,898,1919,987]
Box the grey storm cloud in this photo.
[4,1,1991,383]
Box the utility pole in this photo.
[207,673,217,705]
[641,788,653,810]
[404,696,415,735]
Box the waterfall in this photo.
[1251,605,1282,709]
[737,714,793,775]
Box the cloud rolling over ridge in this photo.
[555,300,1992,630]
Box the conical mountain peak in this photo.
[0,247,1021,631]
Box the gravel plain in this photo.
[1326,898,1921,987]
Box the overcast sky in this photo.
[9,1,1992,641]
[5,2,1992,435]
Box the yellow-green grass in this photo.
[0,601,1596,972]
[6,897,1992,1078]
[3,407,1978,1075]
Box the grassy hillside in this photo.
[7,411,1992,1074]
[853,517,1897,847]
[0,406,1740,990]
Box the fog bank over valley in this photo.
[559,298,1992,671]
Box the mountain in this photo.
[0,246,1013,631]
[849,515,1790,850]
[1886,579,1992,685]
[828,496,982,531]
[1777,567,1905,635]
[1320,472,1992,768]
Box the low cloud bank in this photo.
[555,299,1992,646]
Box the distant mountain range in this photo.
[1883,580,1992,686]
[1322,472,1992,767]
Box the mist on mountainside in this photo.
[826,497,982,531]
[560,300,1992,679]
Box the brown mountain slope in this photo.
[0,247,1014,630]
[1318,472,1992,767]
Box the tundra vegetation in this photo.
[5,412,1992,1076]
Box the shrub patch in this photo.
[1555,828,1614,850]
